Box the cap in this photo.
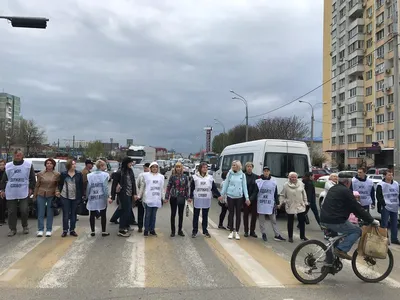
[85,159,93,165]
[149,162,159,168]
[144,163,150,168]
[263,166,270,170]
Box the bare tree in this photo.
[17,119,46,156]
[256,116,309,140]
[212,133,227,153]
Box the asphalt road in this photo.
[0,177,399,300]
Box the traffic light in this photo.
[10,17,48,29]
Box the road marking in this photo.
[114,233,145,288]
[208,228,284,288]
[38,229,96,288]
[176,230,217,287]
[0,226,60,278]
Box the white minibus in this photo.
[213,139,311,193]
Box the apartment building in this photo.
[322,0,397,169]
[0,93,21,131]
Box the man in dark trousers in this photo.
[243,162,259,238]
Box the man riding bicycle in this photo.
[320,172,379,260]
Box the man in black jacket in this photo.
[321,173,378,260]
[243,162,259,238]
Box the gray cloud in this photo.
[0,0,323,153]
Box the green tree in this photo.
[85,140,104,159]
[212,133,228,153]
[311,151,328,167]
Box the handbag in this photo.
[77,199,89,216]
[358,225,388,259]
[51,197,62,209]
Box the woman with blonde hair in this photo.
[279,172,308,243]
[86,160,112,237]
[165,162,190,237]
[220,160,250,240]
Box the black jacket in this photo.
[245,172,259,202]
[259,175,279,205]
[302,178,316,204]
[320,183,374,224]
[111,168,136,200]
[58,171,84,201]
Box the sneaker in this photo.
[8,230,16,237]
[150,231,157,236]
[118,230,130,237]
[192,232,197,238]
[334,248,352,260]
[204,232,211,238]
[170,233,175,237]
[262,233,267,242]
[235,232,240,240]
[178,231,185,237]
[144,231,149,237]
[45,231,52,237]
[70,231,78,237]
[250,232,258,238]
[244,232,249,237]
[228,231,234,239]
[37,231,44,237]
[102,232,110,237]
[301,237,309,241]
[218,225,227,230]
[23,227,29,234]
[274,235,286,242]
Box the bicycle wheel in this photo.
[351,249,394,283]
[290,239,330,284]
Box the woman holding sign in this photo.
[189,162,222,238]
[256,166,285,242]
[137,161,165,237]
[86,160,112,237]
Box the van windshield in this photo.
[264,153,309,178]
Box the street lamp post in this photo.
[298,101,326,159]
[230,90,249,142]
[214,118,226,149]
[0,15,49,29]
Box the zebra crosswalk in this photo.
[0,214,399,291]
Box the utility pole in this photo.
[72,135,75,150]
[230,90,249,142]
[393,0,400,179]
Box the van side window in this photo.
[264,153,309,178]
[222,153,254,172]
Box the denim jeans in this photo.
[62,197,78,232]
[321,220,362,252]
[381,207,399,242]
[37,196,54,232]
[144,204,158,232]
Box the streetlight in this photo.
[0,15,49,29]
[214,118,226,149]
[298,100,326,157]
[230,90,249,142]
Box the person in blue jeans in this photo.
[58,159,83,237]
[33,158,60,237]
[137,162,164,237]
[376,170,400,245]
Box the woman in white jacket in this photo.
[321,173,338,206]
[279,172,308,243]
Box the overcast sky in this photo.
[0,0,323,153]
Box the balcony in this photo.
[348,17,365,30]
[348,49,365,61]
[347,64,364,76]
[348,1,364,19]
[347,126,365,135]
[348,79,364,90]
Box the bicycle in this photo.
[290,225,394,284]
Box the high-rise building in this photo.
[0,93,21,131]
[323,0,397,169]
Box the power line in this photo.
[248,36,397,119]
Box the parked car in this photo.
[367,174,384,189]
[367,168,388,175]
[312,168,330,181]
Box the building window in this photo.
[339,136,345,144]
[377,45,385,58]
[339,78,345,88]
[366,38,373,48]
[388,130,394,139]
[389,40,394,51]
[332,137,336,145]
[376,29,385,41]
[376,114,385,124]
[388,5,393,18]
[388,111,394,121]
[388,23,394,34]
[332,42,337,51]
[366,135,373,144]
[339,21,346,32]
[332,29,337,38]
[332,55,337,66]
[376,0,384,9]
[339,8,346,19]
[366,54,373,65]
[349,88,357,97]
[376,131,384,140]
[366,70,373,80]
[376,12,384,25]
[339,107,345,115]
[339,64,346,73]
[366,102,373,111]
[332,2,337,12]
[376,80,384,90]
[367,6,373,17]
[348,103,357,112]
[348,150,357,158]
[348,26,364,40]
[332,69,337,77]
[376,97,384,107]
[366,118,373,127]
[366,22,373,33]
[339,50,345,59]
[332,124,336,132]
[351,118,357,127]
[349,56,362,67]
[348,40,364,54]
[366,86,373,96]
[339,121,345,130]
[376,63,385,74]
[339,92,345,101]
[332,96,337,104]
[388,93,394,104]
[339,36,345,46]
[332,82,337,92]
[348,134,357,143]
